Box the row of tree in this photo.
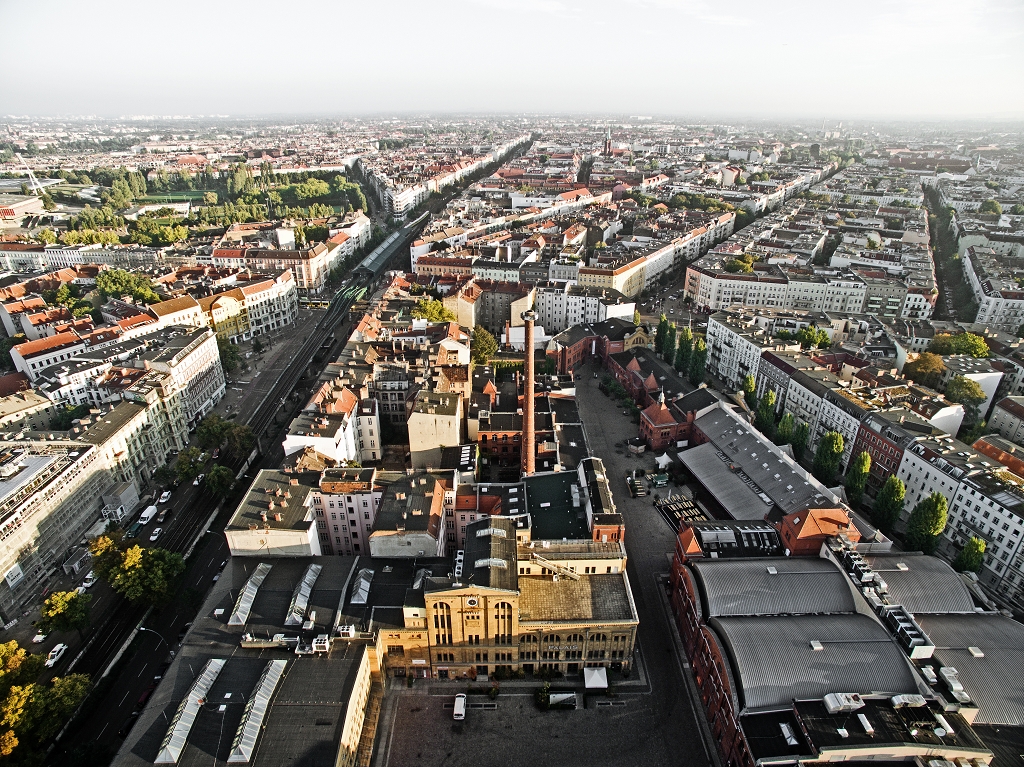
[654,315,708,386]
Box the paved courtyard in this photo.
[373,360,720,767]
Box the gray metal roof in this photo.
[693,558,857,617]
[863,554,975,615]
[916,613,1024,726]
[679,442,774,520]
[710,614,923,710]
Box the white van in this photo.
[453,693,466,720]
[139,505,159,525]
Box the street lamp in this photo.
[138,627,173,656]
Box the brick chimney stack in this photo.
[522,310,537,476]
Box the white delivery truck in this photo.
[138,505,159,525]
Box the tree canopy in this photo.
[927,332,989,358]
[175,447,204,483]
[688,337,707,385]
[812,431,845,486]
[844,451,871,507]
[675,327,693,373]
[0,640,89,760]
[978,199,1002,215]
[754,390,776,436]
[205,464,235,498]
[471,327,498,365]
[218,336,241,374]
[903,352,947,388]
[95,269,160,304]
[39,590,92,637]
[904,492,948,554]
[953,537,986,573]
[872,475,905,533]
[93,540,186,607]
[410,299,456,323]
[944,375,987,426]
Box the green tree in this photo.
[26,673,90,743]
[812,431,845,485]
[471,327,498,365]
[791,422,810,461]
[410,299,456,322]
[654,314,669,356]
[928,332,989,358]
[109,546,186,606]
[775,411,795,446]
[175,447,203,483]
[95,269,160,304]
[218,336,241,375]
[205,464,235,498]
[750,389,774,433]
[225,424,256,460]
[945,375,987,426]
[952,537,986,573]
[202,191,218,205]
[978,199,1002,215]
[675,327,693,373]
[872,475,905,533]
[904,492,948,554]
[154,464,176,486]
[38,590,92,638]
[87,533,126,583]
[251,337,265,355]
[1011,203,1024,216]
[688,337,707,385]
[34,228,57,245]
[663,323,676,362]
[196,414,231,450]
[632,309,641,326]
[845,451,871,507]
[904,352,947,388]
[742,374,757,409]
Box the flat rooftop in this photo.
[112,556,367,767]
[518,572,638,624]
[226,469,318,532]
[524,471,589,540]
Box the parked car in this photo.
[149,527,163,542]
[126,521,144,539]
[193,474,205,486]
[32,631,47,644]
[212,448,220,459]
[83,571,97,588]
[118,711,139,738]
[158,491,172,504]
[75,586,87,595]
[44,643,68,667]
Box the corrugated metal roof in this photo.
[864,555,975,614]
[711,614,922,710]
[694,558,856,617]
[916,613,1024,726]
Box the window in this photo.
[387,645,404,657]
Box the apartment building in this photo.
[533,283,634,333]
[989,396,1024,444]
[0,443,108,622]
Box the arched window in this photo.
[493,602,513,645]
[432,602,452,645]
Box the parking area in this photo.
[380,686,697,767]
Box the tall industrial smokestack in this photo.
[522,310,536,476]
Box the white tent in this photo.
[655,453,673,470]
[583,667,608,689]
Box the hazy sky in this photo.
[4,0,1023,120]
